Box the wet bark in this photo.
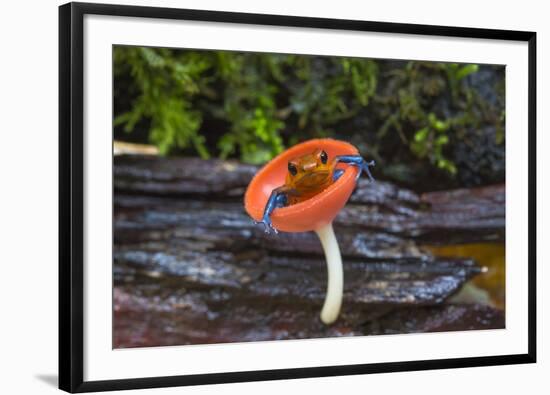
[115,155,505,244]
[113,155,505,348]
[114,283,504,348]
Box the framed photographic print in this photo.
[59,1,537,392]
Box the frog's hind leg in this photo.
[335,155,375,182]
[254,186,294,234]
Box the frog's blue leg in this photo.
[332,168,345,182]
[254,187,289,234]
[335,155,376,182]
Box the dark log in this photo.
[338,179,505,243]
[113,155,505,348]
[359,303,505,335]
[418,185,505,243]
[115,243,481,308]
[113,186,487,327]
[114,195,424,260]
[114,156,257,197]
[113,285,504,348]
[114,155,505,243]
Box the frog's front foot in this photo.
[353,159,376,182]
[253,217,279,235]
[361,160,375,182]
[335,155,376,182]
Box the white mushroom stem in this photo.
[315,222,343,325]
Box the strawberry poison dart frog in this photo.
[255,149,375,234]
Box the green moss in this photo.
[113,47,504,179]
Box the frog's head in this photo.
[286,149,333,190]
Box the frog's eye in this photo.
[288,162,298,176]
[320,150,328,164]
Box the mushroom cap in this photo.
[244,138,359,232]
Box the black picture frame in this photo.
[59,2,537,392]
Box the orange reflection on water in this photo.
[425,243,505,309]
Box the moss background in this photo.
[114,46,505,192]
